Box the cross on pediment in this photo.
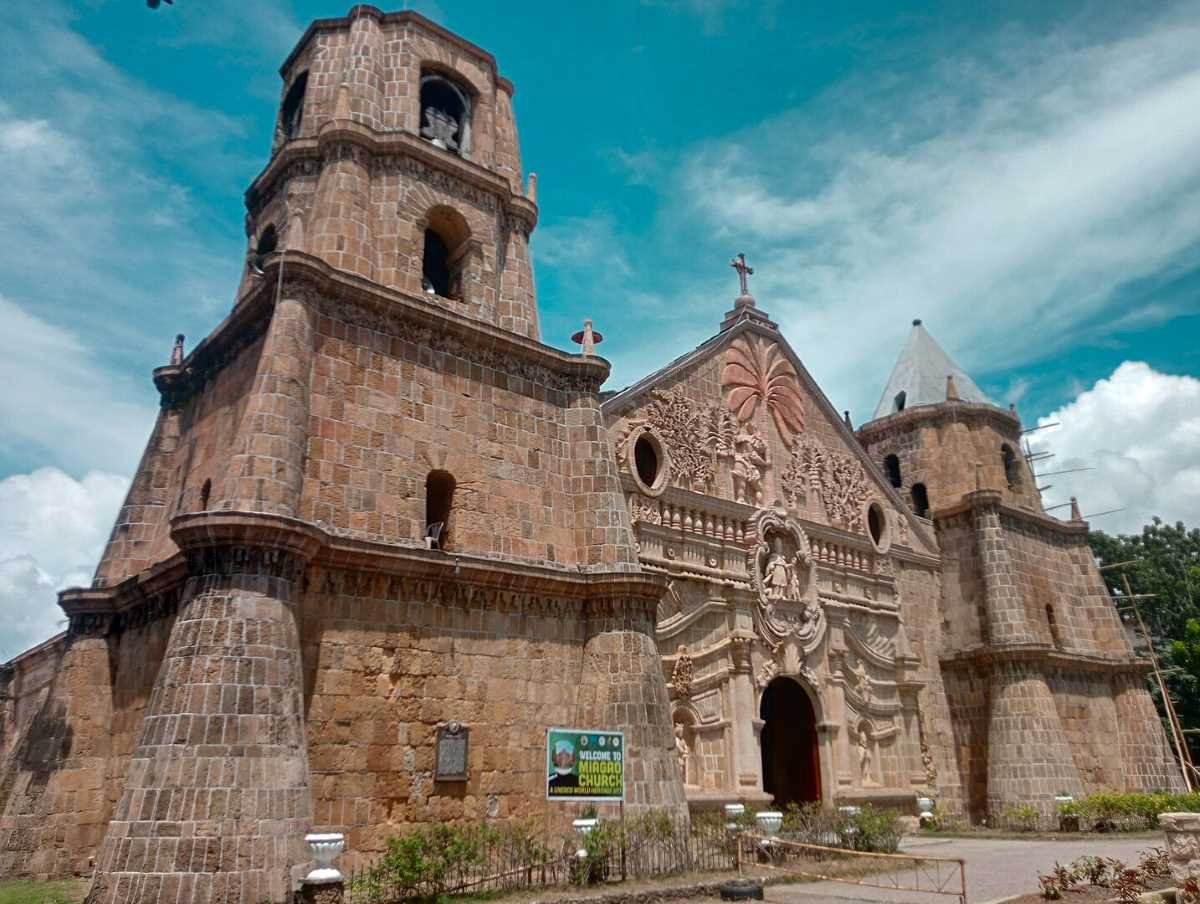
[730,252,754,297]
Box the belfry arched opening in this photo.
[760,676,821,808]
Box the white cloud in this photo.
[664,5,1200,413]
[0,294,157,474]
[0,468,129,661]
[1032,362,1200,535]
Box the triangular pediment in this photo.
[603,318,935,553]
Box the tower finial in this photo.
[170,334,185,366]
[946,373,960,401]
[1070,496,1083,522]
[730,252,755,307]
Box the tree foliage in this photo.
[1090,518,1200,761]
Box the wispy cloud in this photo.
[0,294,156,474]
[650,4,1200,413]
[0,4,252,474]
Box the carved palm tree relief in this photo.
[720,335,806,447]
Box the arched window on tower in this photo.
[251,224,278,274]
[425,470,456,550]
[1001,444,1021,488]
[281,72,308,140]
[893,391,907,412]
[419,70,471,156]
[421,207,471,300]
[911,483,930,519]
[883,454,902,488]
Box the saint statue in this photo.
[858,724,873,784]
[732,422,767,506]
[674,724,691,782]
[763,535,793,602]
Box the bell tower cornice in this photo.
[244,123,538,234]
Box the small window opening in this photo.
[420,207,470,300]
[894,391,907,412]
[634,434,660,486]
[1046,604,1062,649]
[883,454,902,488]
[252,225,278,274]
[867,503,885,547]
[281,72,308,140]
[1002,444,1020,488]
[419,72,470,155]
[425,470,455,550]
[911,483,930,518]
[422,228,451,297]
[199,479,212,511]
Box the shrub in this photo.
[1069,791,1200,831]
[1005,803,1040,832]
[847,805,905,853]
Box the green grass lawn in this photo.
[0,879,87,904]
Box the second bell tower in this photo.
[241,5,540,338]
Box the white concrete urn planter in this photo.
[756,811,783,837]
[724,803,746,832]
[1159,812,1200,893]
[916,796,935,827]
[572,818,599,858]
[304,833,345,884]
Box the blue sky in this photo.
[1,0,1199,657]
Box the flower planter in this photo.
[304,833,345,884]
[755,811,783,837]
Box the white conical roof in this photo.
[872,319,993,419]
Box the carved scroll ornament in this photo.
[749,509,826,653]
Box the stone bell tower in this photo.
[239,3,539,338]
[858,320,1181,824]
[72,9,684,903]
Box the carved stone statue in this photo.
[847,654,871,704]
[669,645,694,699]
[858,723,873,784]
[763,536,793,602]
[732,422,767,506]
[674,723,691,780]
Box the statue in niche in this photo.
[732,422,768,506]
[857,722,874,784]
[674,723,691,781]
[760,531,816,622]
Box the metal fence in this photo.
[344,815,734,903]
[737,832,968,903]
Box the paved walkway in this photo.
[763,834,1160,904]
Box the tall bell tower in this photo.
[77,10,685,904]
[240,4,540,337]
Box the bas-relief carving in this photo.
[749,510,825,654]
[778,437,871,533]
[720,334,805,448]
[635,389,738,493]
[668,645,694,699]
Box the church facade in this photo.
[0,7,1181,901]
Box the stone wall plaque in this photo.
[435,721,469,782]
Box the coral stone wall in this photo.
[93,333,267,587]
[299,568,684,864]
[302,295,636,568]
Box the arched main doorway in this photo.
[760,677,821,807]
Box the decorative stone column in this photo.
[728,635,764,795]
[1161,812,1200,898]
[85,514,320,904]
[577,580,688,820]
